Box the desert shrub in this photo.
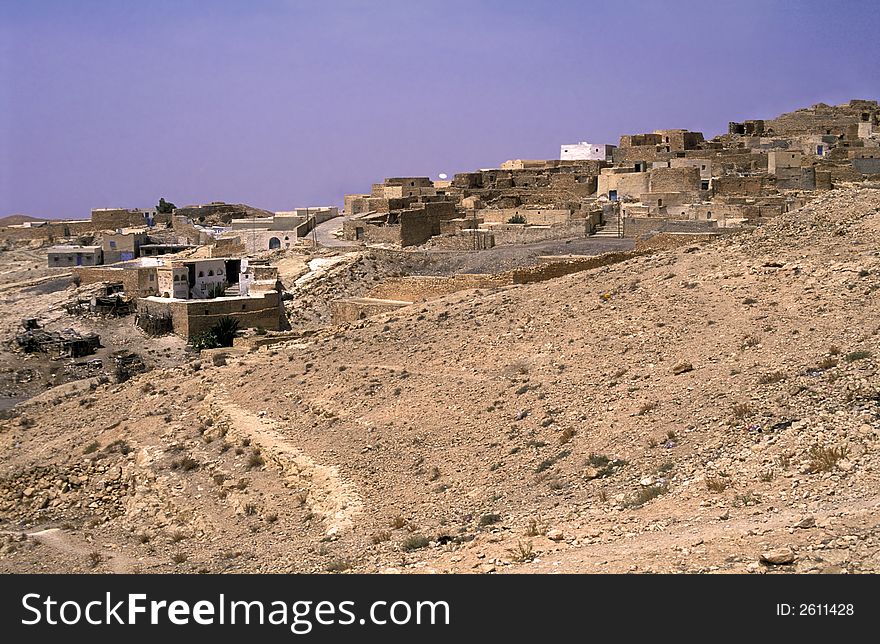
[624,484,668,508]
[807,445,849,473]
[402,534,430,551]
[507,540,535,563]
[479,513,502,527]
[706,476,729,492]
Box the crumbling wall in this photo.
[74,265,159,297]
[137,291,283,338]
[329,298,413,324]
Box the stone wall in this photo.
[329,298,413,324]
[711,176,773,197]
[489,220,591,245]
[74,265,159,297]
[136,291,283,338]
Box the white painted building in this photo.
[560,142,616,161]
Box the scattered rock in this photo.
[760,547,795,565]
[672,361,694,375]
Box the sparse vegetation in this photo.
[246,449,265,470]
[479,513,502,527]
[326,559,352,573]
[706,476,729,492]
[558,427,576,445]
[816,356,838,370]
[524,517,545,537]
[87,550,102,568]
[638,401,659,415]
[807,445,849,473]
[372,531,392,544]
[402,534,430,551]
[390,515,407,530]
[845,350,872,362]
[625,484,668,508]
[83,441,100,454]
[757,371,786,384]
[507,540,535,562]
[170,456,199,472]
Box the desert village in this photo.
[2,99,880,574]
[6,99,879,348]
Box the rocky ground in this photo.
[2,186,880,574]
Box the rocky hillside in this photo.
[2,187,880,574]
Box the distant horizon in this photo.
[2,0,879,220]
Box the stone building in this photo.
[47,245,103,267]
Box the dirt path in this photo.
[17,528,141,573]
[205,396,363,536]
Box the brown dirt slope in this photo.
[2,187,880,574]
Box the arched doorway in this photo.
[268,237,281,250]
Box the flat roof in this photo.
[48,245,102,252]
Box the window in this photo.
[701,180,710,190]
[701,165,706,170]
[218,268,223,275]
[149,274,154,281]
[109,241,116,248]
[198,271,204,277]
[208,270,214,276]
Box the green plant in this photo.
[83,441,100,454]
[212,317,240,346]
[156,197,176,214]
[507,214,527,224]
[844,350,872,363]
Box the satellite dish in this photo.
[438,173,448,180]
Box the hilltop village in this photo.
[2,99,877,346]
[2,100,880,574]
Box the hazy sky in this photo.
[1,0,879,219]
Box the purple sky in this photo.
[2,0,879,219]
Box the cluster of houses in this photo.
[3,98,879,342]
[341,99,880,248]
